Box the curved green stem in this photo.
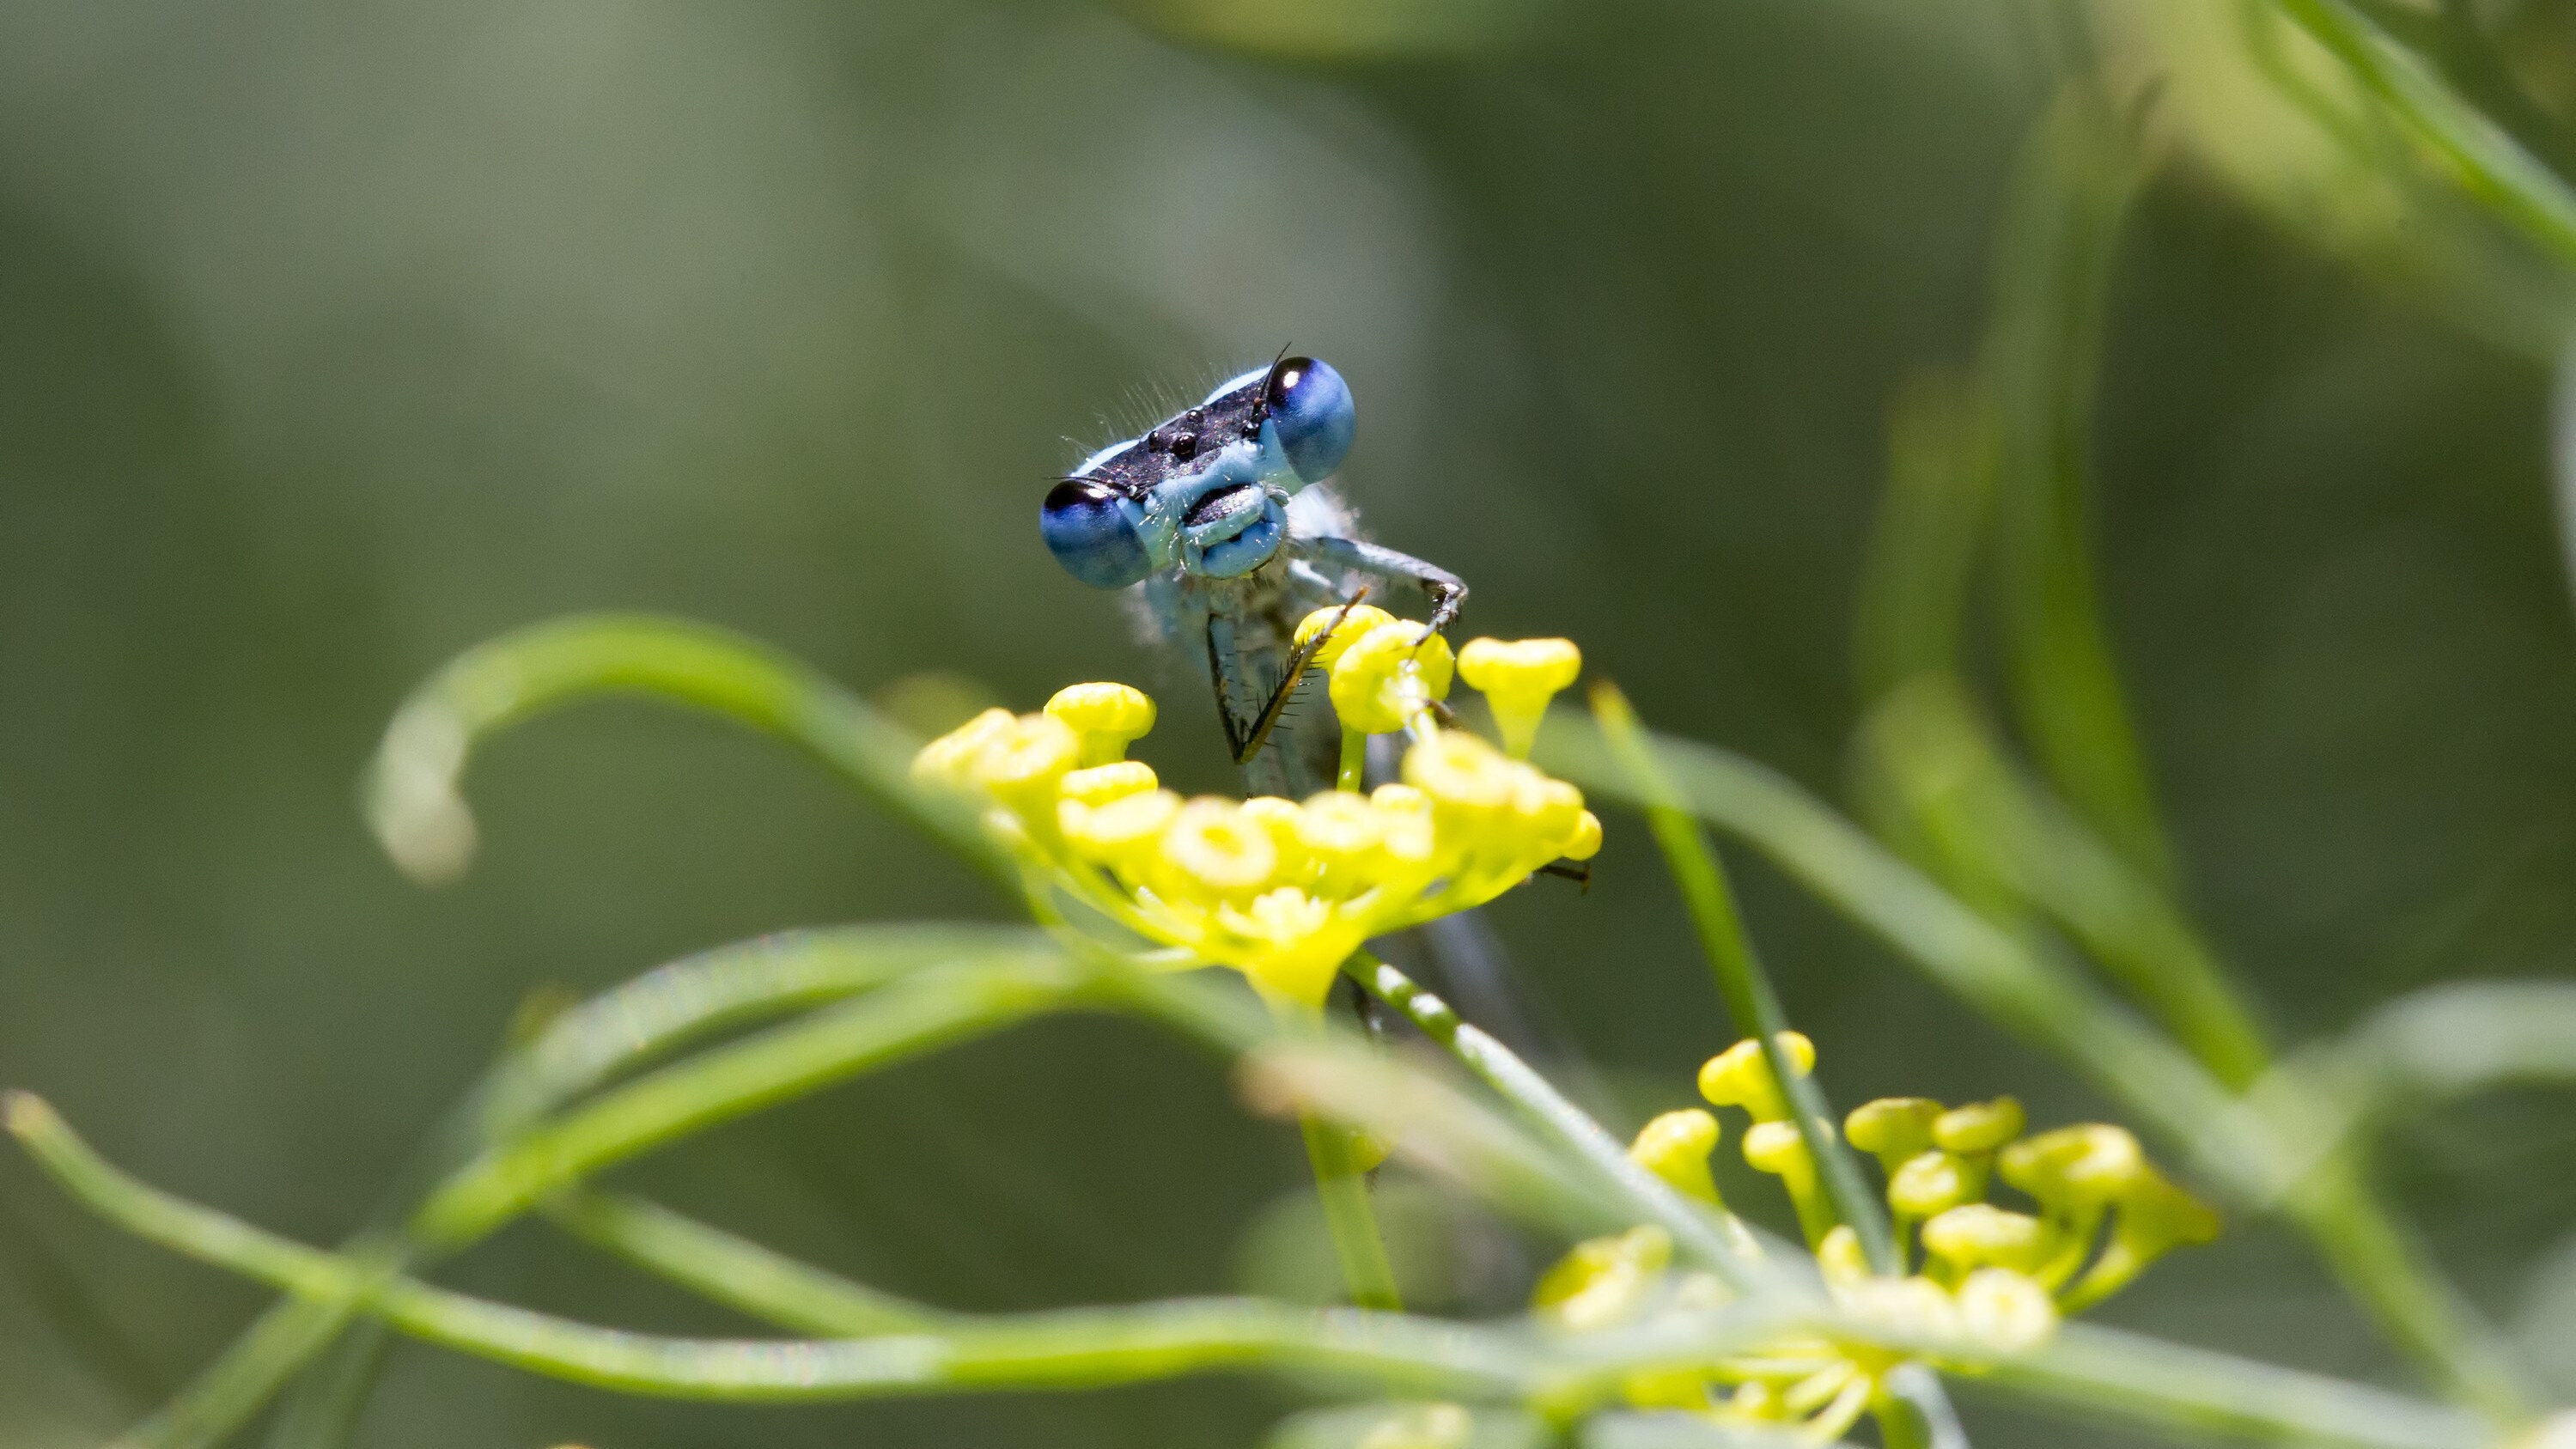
[363,612,1003,888]
[8,1091,1524,1400]
[127,935,1073,1447]
[1300,1114,1404,1312]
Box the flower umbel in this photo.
[911,638,1600,1008]
[1537,1031,2219,1440]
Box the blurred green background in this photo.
[5,1,2576,1444]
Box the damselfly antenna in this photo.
[1244,341,1295,435]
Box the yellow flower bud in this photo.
[1696,1032,1816,1122]
[1238,795,1312,882]
[1740,1118,1817,1177]
[1060,788,1181,872]
[1629,1108,1724,1206]
[1044,682,1156,766]
[1059,760,1159,807]
[1155,798,1279,903]
[1998,1125,2147,1211]
[1292,791,1385,896]
[1742,1121,1830,1243]
[1846,1098,1945,1175]
[1330,621,1455,735]
[910,707,1016,786]
[1933,1097,2025,1155]
[1817,1223,1870,1288]
[1887,1150,1976,1220]
[2058,1171,2221,1312]
[1532,1225,1671,1332]
[2121,1171,2221,1251]
[1403,730,1521,844]
[1513,774,1586,855]
[1458,636,1581,758]
[965,712,1081,801]
[1921,1204,2051,1278]
[1371,782,1431,816]
[1369,782,1441,881]
[1294,603,1398,670]
[1954,1268,2058,1352]
[1559,810,1604,862]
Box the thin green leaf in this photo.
[1543,716,2253,1181]
[1979,1321,2495,1449]
[1592,684,1905,1275]
[9,1092,1531,1400]
[1981,82,2172,886]
[1854,676,2269,1088]
[362,612,1002,887]
[139,930,1067,1448]
[478,923,1055,1135]
[1343,953,1776,1294]
[1241,1037,1633,1241]
[1852,370,1996,705]
[548,1190,942,1336]
[411,953,1087,1245]
[1542,717,2534,1417]
[2345,980,2576,1105]
[2269,0,2576,276]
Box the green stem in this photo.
[548,1190,942,1336]
[2283,1161,2533,1423]
[294,928,1032,1443]
[1977,1321,2497,1449]
[1542,720,2535,1421]
[411,958,1080,1245]
[8,1092,1526,1400]
[363,612,1004,888]
[1980,83,2172,888]
[1589,685,1896,1275]
[1346,953,1763,1289]
[1300,1114,1404,1312]
[1339,728,1368,792]
[2270,0,2576,276]
[131,938,1075,1448]
[1264,988,1403,1312]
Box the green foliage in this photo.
[10,3,2576,1447]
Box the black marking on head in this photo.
[1074,370,1271,502]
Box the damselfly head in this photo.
[1040,354,1359,589]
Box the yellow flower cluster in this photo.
[910,612,1599,1008]
[1532,1032,2219,1440]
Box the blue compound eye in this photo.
[1040,478,1152,588]
[1263,356,1355,484]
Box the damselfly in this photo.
[1038,356,1462,798]
[1038,356,1579,1061]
